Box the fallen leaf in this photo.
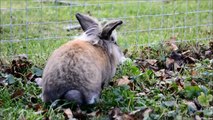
[26,72,34,81]
[165,36,179,51]
[121,114,134,120]
[204,50,212,58]
[175,77,184,89]
[195,115,201,120]
[174,62,181,71]
[191,70,197,76]
[32,67,43,77]
[184,56,196,64]
[116,76,131,86]
[191,80,198,86]
[87,110,101,117]
[5,74,15,84]
[63,108,73,119]
[108,107,122,120]
[0,76,6,86]
[166,58,174,70]
[145,59,157,65]
[11,89,24,99]
[182,50,190,55]
[34,104,42,111]
[136,92,146,97]
[185,101,197,115]
[130,108,153,120]
[72,107,87,120]
[108,107,134,120]
[154,69,169,80]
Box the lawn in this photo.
[0,0,213,120]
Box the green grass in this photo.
[0,0,213,119]
[0,0,212,64]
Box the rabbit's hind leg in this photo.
[64,90,84,104]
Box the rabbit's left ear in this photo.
[76,13,99,32]
[101,20,123,39]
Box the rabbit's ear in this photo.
[101,20,123,40]
[76,13,99,32]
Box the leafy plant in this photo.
[198,92,213,107]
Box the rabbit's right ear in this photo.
[76,13,99,32]
[101,20,123,40]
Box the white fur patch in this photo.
[77,33,99,45]
[121,56,127,63]
[88,94,99,104]
[35,78,43,87]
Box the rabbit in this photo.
[41,13,125,105]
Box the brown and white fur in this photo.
[41,13,125,105]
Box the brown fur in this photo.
[42,40,114,103]
[41,13,124,104]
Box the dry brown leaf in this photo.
[154,69,165,77]
[87,110,101,117]
[11,89,24,99]
[108,107,123,120]
[174,62,181,71]
[166,58,175,69]
[34,104,42,111]
[184,56,196,64]
[26,72,33,81]
[154,69,168,80]
[191,70,197,76]
[165,36,179,51]
[191,80,198,86]
[116,76,131,86]
[108,107,134,120]
[72,107,87,120]
[0,77,6,86]
[122,114,134,120]
[204,50,212,58]
[130,108,153,120]
[175,78,184,89]
[136,92,146,97]
[170,43,178,51]
[63,108,73,119]
[145,59,157,65]
[182,50,191,55]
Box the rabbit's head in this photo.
[76,13,126,66]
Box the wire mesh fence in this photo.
[0,0,212,63]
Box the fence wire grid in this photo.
[0,0,212,62]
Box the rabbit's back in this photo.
[42,40,111,103]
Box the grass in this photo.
[0,0,212,64]
[0,0,213,120]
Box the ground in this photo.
[0,0,213,120]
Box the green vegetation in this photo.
[0,0,212,119]
[1,0,212,64]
